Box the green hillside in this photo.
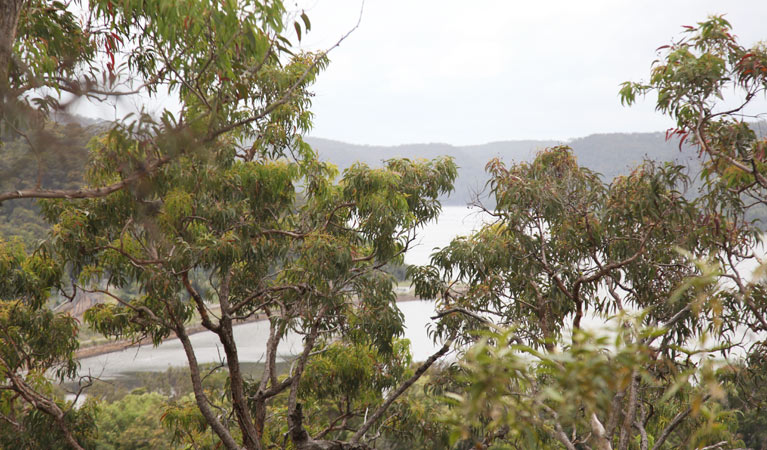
[0,118,95,247]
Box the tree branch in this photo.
[181,271,220,333]
[0,155,171,203]
[351,340,452,444]
[650,394,711,450]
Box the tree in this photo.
[2,0,410,448]
[619,15,767,448]
[411,145,751,448]
[10,7,459,450]
[403,17,767,449]
[46,124,455,450]
[620,15,767,335]
[1,0,321,202]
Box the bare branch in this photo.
[650,394,711,450]
[351,340,452,444]
[0,155,171,203]
[181,271,220,333]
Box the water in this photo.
[77,301,445,378]
[76,205,767,378]
[77,206,486,379]
[404,205,490,266]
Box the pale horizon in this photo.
[72,1,767,147]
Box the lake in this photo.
[76,204,767,378]
[77,206,489,379]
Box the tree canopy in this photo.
[1,0,460,448]
[2,4,767,450]
[404,16,767,449]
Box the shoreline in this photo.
[74,293,423,360]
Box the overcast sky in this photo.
[289,0,767,146]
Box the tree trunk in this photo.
[176,324,242,450]
[0,0,24,90]
[220,319,262,450]
[590,413,613,450]
[618,373,639,450]
[288,404,371,450]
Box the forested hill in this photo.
[307,132,704,206]
[1,119,748,246]
[0,119,95,245]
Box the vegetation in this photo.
[1,0,767,449]
[2,0,456,449]
[406,15,767,449]
[0,118,93,247]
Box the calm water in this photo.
[404,205,490,266]
[76,205,767,378]
[77,206,488,379]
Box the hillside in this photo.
[2,121,739,247]
[0,119,95,246]
[307,132,703,206]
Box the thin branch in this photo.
[80,286,165,326]
[351,340,452,443]
[431,307,493,326]
[650,394,711,450]
[206,0,365,142]
[0,155,171,203]
[181,271,220,333]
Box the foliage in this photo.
[290,339,413,442]
[412,146,746,348]
[0,118,93,247]
[621,17,767,447]
[4,4,767,449]
[45,122,455,447]
[620,16,767,216]
[0,235,96,448]
[399,16,767,450]
[2,0,418,448]
[92,391,177,450]
[410,143,757,449]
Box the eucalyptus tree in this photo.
[410,16,767,448]
[1,0,421,448]
[47,128,455,449]
[619,15,767,448]
[400,16,767,449]
[411,145,753,448]
[621,15,767,336]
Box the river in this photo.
[77,206,489,379]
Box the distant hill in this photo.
[307,137,554,205]
[0,118,95,246]
[4,120,758,247]
[307,131,704,206]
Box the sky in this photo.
[288,0,767,146]
[71,0,767,146]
